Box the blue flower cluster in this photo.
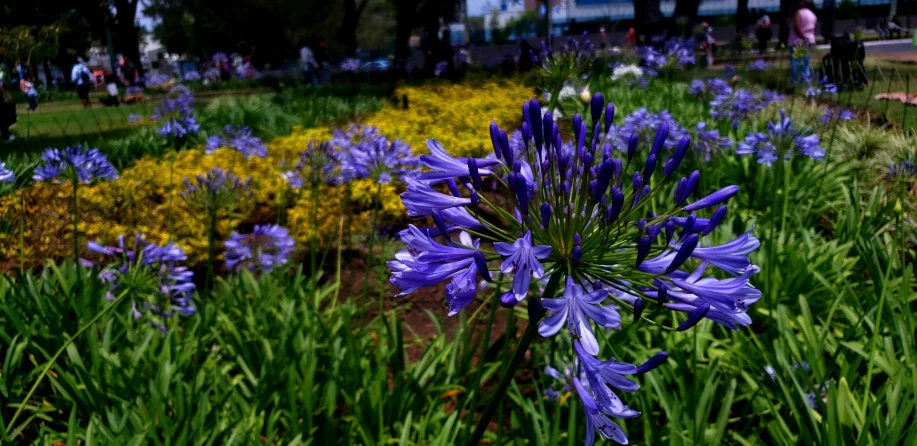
[738,109,824,165]
[206,125,268,158]
[84,235,196,332]
[0,160,14,183]
[889,160,916,179]
[710,88,784,129]
[33,145,119,184]
[332,124,419,184]
[225,224,295,273]
[639,38,695,74]
[389,94,761,445]
[181,167,252,212]
[150,85,200,138]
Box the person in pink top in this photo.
[788,0,817,84]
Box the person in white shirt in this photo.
[299,43,319,86]
[71,58,94,108]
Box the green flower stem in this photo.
[205,210,218,295]
[167,148,176,241]
[466,273,561,446]
[363,182,383,315]
[5,289,129,435]
[72,179,79,262]
[19,193,25,274]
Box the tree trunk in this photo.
[394,1,417,76]
[778,0,794,48]
[632,0,663,42]
[113,0,144,76]
[673,0,702,38]
[736,0,749,33]
[43,60,54,88]
[340,0,369,56]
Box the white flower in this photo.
[611,64,643,82]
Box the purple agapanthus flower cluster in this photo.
[538,31,596,70]
[83,235,196,332]
[282,140,341,188]
[32,145,119,184]
[639,38,695,74]
[225,224,295,273]
[0,160,14,183]
[183,71,202,81]
[805,76,838,99]
[710,88,783,129]
[692,122,733,161]
[332,124,418,184]
[128,113,143,124]
[748,59,769,71]
[616,108,688,151]
[212,52,229,64]
[389,94,761,445]
[125,86,143,96]
[150,85,200,138]
[688,78,732,100]
[146,73,171,88]
[180,168,252,212]
[889,160,916,179]
[820,107,856,124]
[341,58,360,72]
[205,125,268,158]
[738,109,824,165]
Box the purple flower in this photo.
[183,71,201,81]
[225,224,295,273]
[150,87,199,138]
[418,139,499,184]
[889,160,917,179]
[748,59,768,71]
[389,227,487,315]
[539,278,620,355]
[341,58,360,72]
[83,235,195,332]
[128,113,143,124]
[689,78,732,100]
[0,161,14,183]
[820,107,856,124]
[693,122,732,161]
[333,124,418,184]
[287,140,341,186]
[32,145,118,184]
[180,168,252,212]
[401,177,477,217]
[145,73,171,88]
[738,109,823,165]
[205,125,268,158]
[494,231,551,301]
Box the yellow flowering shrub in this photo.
[371,81,534,158]
[0,81,534,267]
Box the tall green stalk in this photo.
[465,273,560,446]
[205,210,218,295]
[72,179,80,261]
[5,289,129,435]
[363,182,383,315]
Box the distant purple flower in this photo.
[128,113,143,124]
[618,108,687,151]
[125,86,143,96]
[689,78,732,99]
[183,71,201,81]
[341,58,360,72]
[205,125,268,158]
[145,73,171,88]
[83,234,195,332]
[748,59,768,71]
[225,224,295,273]
[639,38,695,73]
[693,122,732,161]
[180,168,252,212]
[32,145,118,184]
[287,140,341,187]
[820,107,856,124]
[150,87,199,138]
[806,76,838,99]
[710,88,781,129]
[889,160,917,179]
[212,52,229,64]
[334,125,418,184]
[434,61,449,76]
[0,161,14,183]
[738,109,823,165]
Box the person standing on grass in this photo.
[299,40,319,87]
[789,0,816,85]
[19,71,39,112]
[72,58,93,108]
[0,84,16,143]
